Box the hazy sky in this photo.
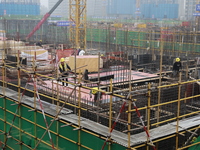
[41,0,48,7]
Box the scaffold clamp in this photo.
[28,109,37,112]
[60,123,73,128]
[73,127,83,131]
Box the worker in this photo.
[77,48,81,55]
[83,69,89,83]
[79,49,85,56]
[36,40,42,47]
[172,57,182,77]
[59,57,71,86]
[90,87,103,106]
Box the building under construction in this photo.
[1,0,200,150]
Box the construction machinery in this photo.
[26,0,64,40]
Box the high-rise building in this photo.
[140,0,178,4]
[0,0,40,15]
[178,0,196,20]
[48,0,107,18]
[107,0,136,17]
[140,0,196,20]
[1,0,40,4]
[48,0,69,18]
[106,0,178,19]
[87,0,107,17]
[47,0,197,20]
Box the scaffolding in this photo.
[1,35,200,150]
[2,11,200,149]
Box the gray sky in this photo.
[41,0,48,8]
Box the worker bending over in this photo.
[90,87,103,106]
[83,69,89,83]
[36,40,42,47]
[59,58,71,86]
[172,57,182,77]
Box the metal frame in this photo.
[69,0,87,49]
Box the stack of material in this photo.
[4,43,48,61]
[8,46,42,55]
[0,40,25,49]
[21,49,48,61]
[6,63,55,76]
[68,55,103,73]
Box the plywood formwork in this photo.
[68,55,103,73]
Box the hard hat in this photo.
[176,58,180,62]
[60,58,65,62]
[40,40,42,42]
[92,87,98,94]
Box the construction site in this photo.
[1,0,200,150]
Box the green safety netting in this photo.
[0,97,126,150]
[188,136,200,150]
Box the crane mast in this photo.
[136,0,140,8]
[196,0,200,31]
[136,0,140,19]
[69,0,87,50]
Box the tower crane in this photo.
[136,0,140,19]
[196,0,200,31]
[136,0,140,9]
[26,0,87,50]
[69,0,87,50]
[26,0,64,40]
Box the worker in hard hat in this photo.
[90,87,103,106]
[79,49,85,56]
[59,57,71,86]
[36,40,42,47]
[172,57,182,77]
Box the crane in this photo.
[136,0,140,8]
[196,0,200,31]
[69,0,87,50]
[136,0,140,19]
[26,0,64,40]
[26,0,87,50]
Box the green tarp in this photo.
[188,136,200,150]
